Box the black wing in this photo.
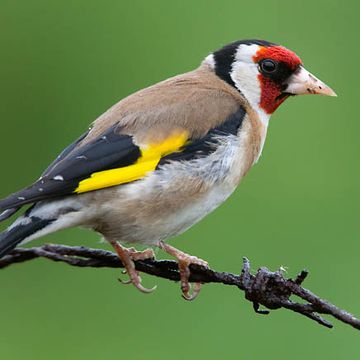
[0,124,141,213]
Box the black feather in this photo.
[41,129,90,176]
[0,208,20,222]
[0,124,141,211]
[158,106,245,165]
[212,39,276,88]
[0,217,54,258]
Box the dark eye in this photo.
[260,59,278,74]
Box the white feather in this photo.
[230,44,270,127]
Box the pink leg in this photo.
[158,241,208,301]
[110,241,156,294]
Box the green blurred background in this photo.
[0,0,358,358]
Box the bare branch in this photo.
[1,244,359,330]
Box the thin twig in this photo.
[1,244,359,330]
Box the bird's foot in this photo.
[126,247,155,261]
[158,241,208,301]
[111,241,156,294]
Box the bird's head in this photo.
[206,39,336,118]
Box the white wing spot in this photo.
[53,175,64,181]
[17,196,25,200]
[76,155,87,160]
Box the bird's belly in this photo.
[146,182,235,245]
[100,178,237,246]
[161,181,237,237]
[91,127,259,245]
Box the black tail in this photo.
[0,208,20,222]
[0,217,54,258]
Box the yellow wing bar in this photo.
[75,131,188,194]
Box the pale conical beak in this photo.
[284,66,337,97]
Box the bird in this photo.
[0,39,336,300]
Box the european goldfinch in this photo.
[0,39,336,300]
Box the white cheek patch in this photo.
[230,44,270,126]
[231,62,260,105]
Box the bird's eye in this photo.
[259,59,278,74]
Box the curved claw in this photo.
[134,283,158,294]
[131,273,157,293]
[111,241,157,294]
[118,272,156,293]
[118,275,157,293]
[117,276,132,285]
[182,282,202,301]
[158,241,207,301]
